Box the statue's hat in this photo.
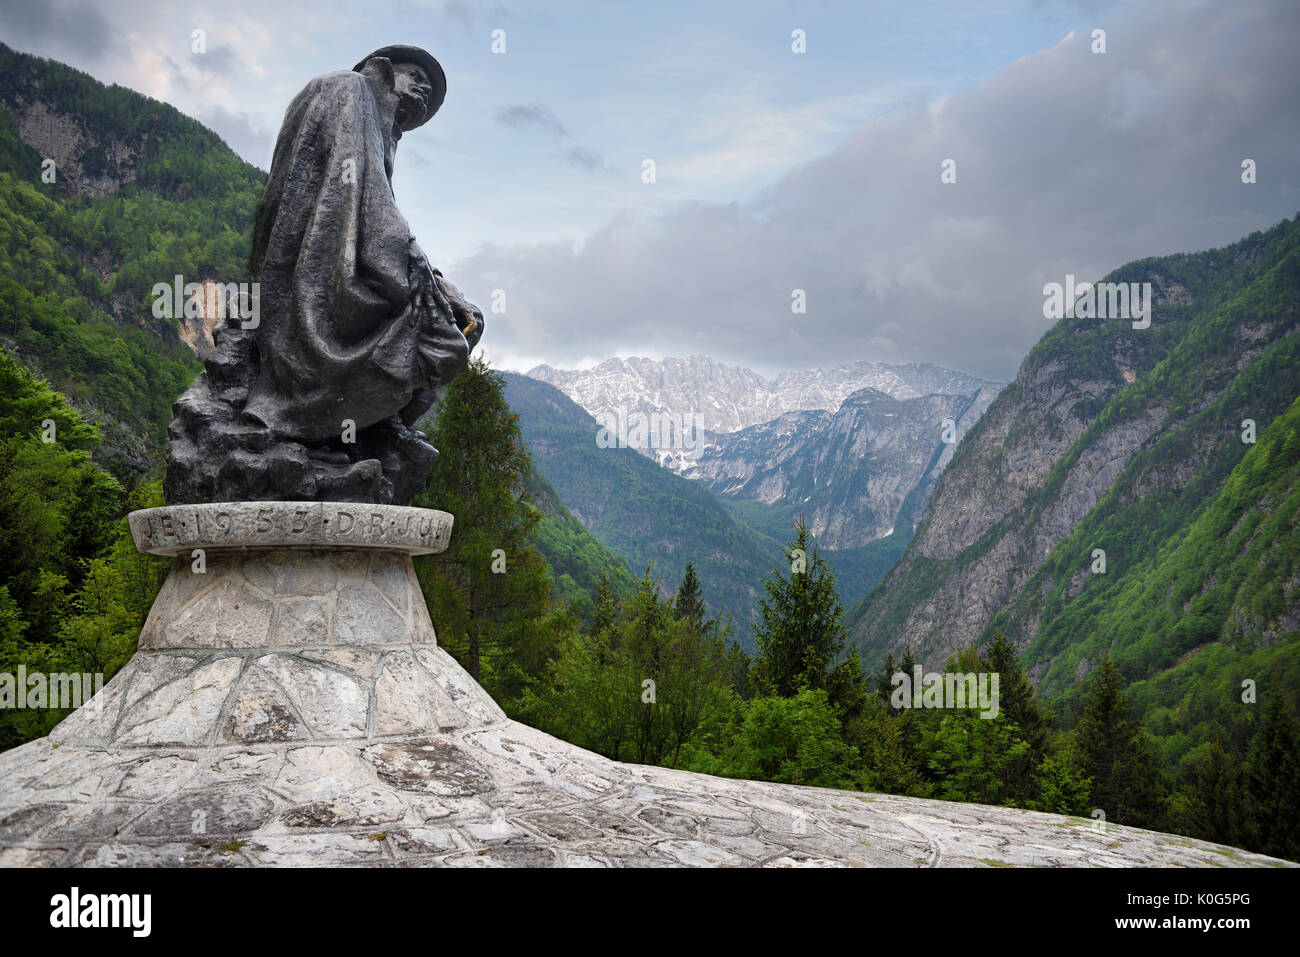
[352,44,447,126]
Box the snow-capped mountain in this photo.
[686,386,999,548]
[522,355,1003,550]
[525,355,1000,471]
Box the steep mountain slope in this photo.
[0,42,264,477]
[853,216,1300,718]
[688,385,995,548]
[1057,393,1300,773]
[523,466,634,612]
[503,371,782,646]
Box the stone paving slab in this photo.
[1,692,1289,868]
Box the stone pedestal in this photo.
[46,504,504,751]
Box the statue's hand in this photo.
[432,271,484,351]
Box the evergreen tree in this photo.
[413,357,557,698]
[1073,656,1164,827]
[1182,736,1245,849]
[724,641,753,700]
[976,631,1053,802]
[751,516,854,701]
[875,652,898,707]
[1242,696,1300,860]
[592,573,617,637]
[521,565,730,768]
[982,630,1052,755]
[673,561,706,632]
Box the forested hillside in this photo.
[854,215,1300,790]
[503,371,780,647]
[0,42,262,477]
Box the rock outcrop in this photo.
[686,387,996,548]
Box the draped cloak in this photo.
[241,69,470,443]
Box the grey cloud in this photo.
[0,0,127,60]
[564,146,604,170]
[496,102,609,174]
[190,41,243,77]
[404,147,436,168]
[453,0,1300,381]
[496,103,568,136]
[197,104,274,169]
[434,0,528,34]
[163,54,191,92]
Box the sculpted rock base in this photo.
[165,330,441,506]
[0,505,1289,868]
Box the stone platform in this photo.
[0,505,1290,867]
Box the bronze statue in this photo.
[166,45,483,505]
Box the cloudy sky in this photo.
[2,0,1297,380]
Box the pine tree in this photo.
[592,573,617,637]
[751,517,852,700]
[1242,696,1300,860]
[673,561,706,632]
[875,652,898,707]
[982,630,1052,753]
[413,357,555,696]
[1073,655,1164,827]
[1185,736,1245,849]
[978,630,1053,802]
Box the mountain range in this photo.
[526,355,998,469]
[525,355,1000,550]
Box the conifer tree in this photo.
[981,630,1052,753]
[413,357,556,696]
[1073,655,1164,827]
[1242,696,1300,860]
[673,561,707,632]
[751,517,853,700]
[592,573,618,637]
[1185,736,1245,849]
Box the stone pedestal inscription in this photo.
[130,502,453,556]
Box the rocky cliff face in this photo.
[1,95,140,199]
[526,355,1001,549]
[687,387,995,548]
[852,220,1300,679]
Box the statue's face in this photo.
[392,63,434,130]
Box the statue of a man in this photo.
[166,45,483,506]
